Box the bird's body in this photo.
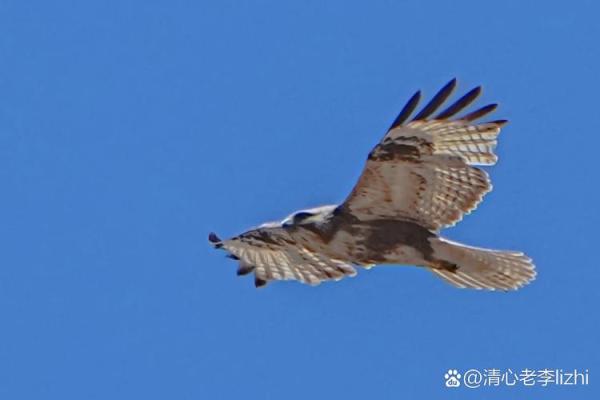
[209,79,536,290]
[286,211,435,267]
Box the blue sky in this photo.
[1,1,598,398]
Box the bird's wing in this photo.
[208,230,356,287]
[341,79,506,231]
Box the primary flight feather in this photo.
[209,79,535,290]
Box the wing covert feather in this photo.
[211,227,357,287]
[342,80,504,231]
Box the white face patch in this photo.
[258,221,282,228]
[280,205,339,227]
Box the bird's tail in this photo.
[428,237,536,290]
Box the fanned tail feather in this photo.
[429,237,536,290]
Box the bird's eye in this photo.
[293,212,314,223]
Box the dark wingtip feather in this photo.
[388,90,421,131]
[436,86,482,120]
[226,254,240,260]
[208,232,222,248]
[254,276,268,288]
[488,119,509,127]
[412,78,458,121]
[460,103,498,122]
[237,264,255,276]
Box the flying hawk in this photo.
[209,79,536,290]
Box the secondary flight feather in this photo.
[209,79,535,290]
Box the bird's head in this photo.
[281,205,339,228]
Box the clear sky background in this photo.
[1,1,599,399]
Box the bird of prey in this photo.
[209,79,535,290]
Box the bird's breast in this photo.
[299,219,436,265]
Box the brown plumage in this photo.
[209,79,536,290]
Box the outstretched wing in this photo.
[341,79,506,231]
[208,231,356,287]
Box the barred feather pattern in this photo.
[409,120,500,165]
[215,228,357,287]
[429,238,536,290]
[344,81,505,231]
[414,160,491,229]
[344,144,495,231]
[209,79,536,291]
